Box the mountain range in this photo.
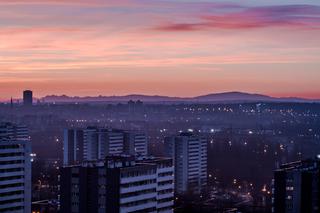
[41,92,319,104]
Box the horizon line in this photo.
[1,91,320,102]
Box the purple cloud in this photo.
[155,4,320,31]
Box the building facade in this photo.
[64,127,148,165]
[0,122,31,213]
[140,158,174,212]
[124,132,148,157]
[165,132,207,195]
[63,129,84,166]
[273,157,320,213]
[60,156,174,213]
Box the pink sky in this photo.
[0,0,320,100]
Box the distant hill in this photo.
[41,92,319,104]
[192,92,274,102]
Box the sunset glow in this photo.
[1,0,320,100]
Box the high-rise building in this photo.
[83,128,125,161]
[0,123,29,142]
[63,129,84,166]
[164,132,207,195]
[0,122,31,213]
[23,90,33,106]
[272,157,320,213]
[63,127,148,165]
[82,127,99,162]
[60,156,174,213]
[97,129,124,158]
[124,132,148,157]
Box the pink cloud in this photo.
[0,0,134,6]
[0,1,320,100]
[155,5,320,31]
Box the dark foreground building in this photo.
[273,157,320,213]
[60,156,174,213]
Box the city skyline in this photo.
[1,0,320,100]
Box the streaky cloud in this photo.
[155,4,320,31]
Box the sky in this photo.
[0,0,320,100]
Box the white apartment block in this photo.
[165,132,207,195]
[0,123,31,213]
[64,127,148,165]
